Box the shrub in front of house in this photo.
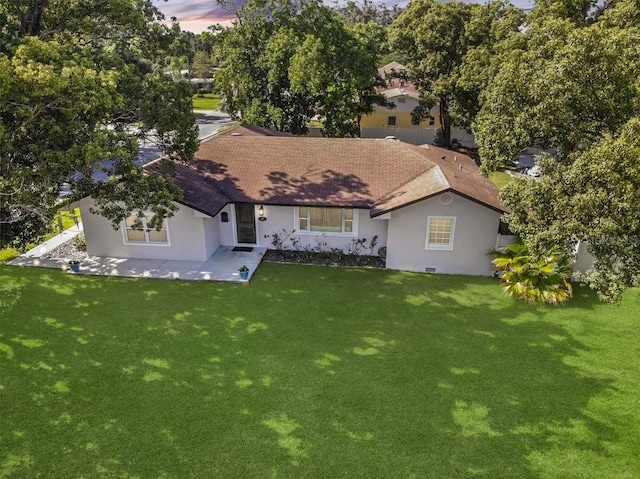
[489,240,573,305]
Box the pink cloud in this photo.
[153,0,240,31]
[153,0,536,33]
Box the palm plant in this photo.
[489,241,573,305]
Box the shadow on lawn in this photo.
[0,265,625,478]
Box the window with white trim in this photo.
[426,216,455,250]
[123,214,169,244]
[298,207,354,234]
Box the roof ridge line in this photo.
[373,163,441,206]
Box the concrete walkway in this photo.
[10,227,266,283]
[17,223,84,258]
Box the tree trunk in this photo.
[439,98,451,148]
[18,0,49,37]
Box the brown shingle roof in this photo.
[215,123,295,137]
[372,145,505,215]
[144,124,505,218]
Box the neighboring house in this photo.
[78,124,506,276]
[189,78,214,94]
[360,62,476,147]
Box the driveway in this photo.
[86,110,232,183]
[194,109,233,139]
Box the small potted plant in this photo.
[238,265,249,280]
[68,260,81,273]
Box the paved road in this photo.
[194,109,233,139]
[86,110,232,183]
[139,109,232,161]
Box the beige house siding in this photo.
[385,194,502,276]
[360,95,477,147]
[79,198,213,262]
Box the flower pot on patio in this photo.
[68,260,81,273]
[238,265,249,280]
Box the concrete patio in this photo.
[9,226,267,283]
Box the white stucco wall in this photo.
[572,241,595,273]
[79,199,214,261]
[385,194,502,276]
[218,204,387,254]
[218,204,235,246]
[203,216,221,258]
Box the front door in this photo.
[235,204,256,244]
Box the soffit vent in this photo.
[439,193,453,205]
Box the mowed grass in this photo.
[488,170,512,189]
[1,264,639,478]
[192,93,221,111]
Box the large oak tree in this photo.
[212,0,389,137]
[0,0,199,249]
[475,0,640,301]
[389,0,523,147]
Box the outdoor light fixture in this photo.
[258,205,267,221]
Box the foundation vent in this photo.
[425,267,437,273]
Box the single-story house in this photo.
[78,124,507,276]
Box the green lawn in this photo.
[489,170,512,189]
[1,264,639,478]
[193,93,221,111]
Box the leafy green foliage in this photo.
[0,248,19,263]
[332,0,403,26]
[0,0,198,249]
[390,0,523,146]
[490,241,573,305]
[213,0,389,137]
[192,51,214,78]
[476,0,640,301]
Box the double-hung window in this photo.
[426,216,455,250]
[298,207,353,234]
[123,214,169,244]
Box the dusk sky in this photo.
[153,0,535,33]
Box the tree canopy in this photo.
[389,0,523,147]
[0,0,198,249]
[475,0,640,301]
[212,0,389,137]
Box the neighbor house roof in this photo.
[144,124,505,218]
[377,61,419,95]
[381,88,420,101]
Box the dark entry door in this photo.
[235,204,256,244]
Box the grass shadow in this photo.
[0,264,638,478]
